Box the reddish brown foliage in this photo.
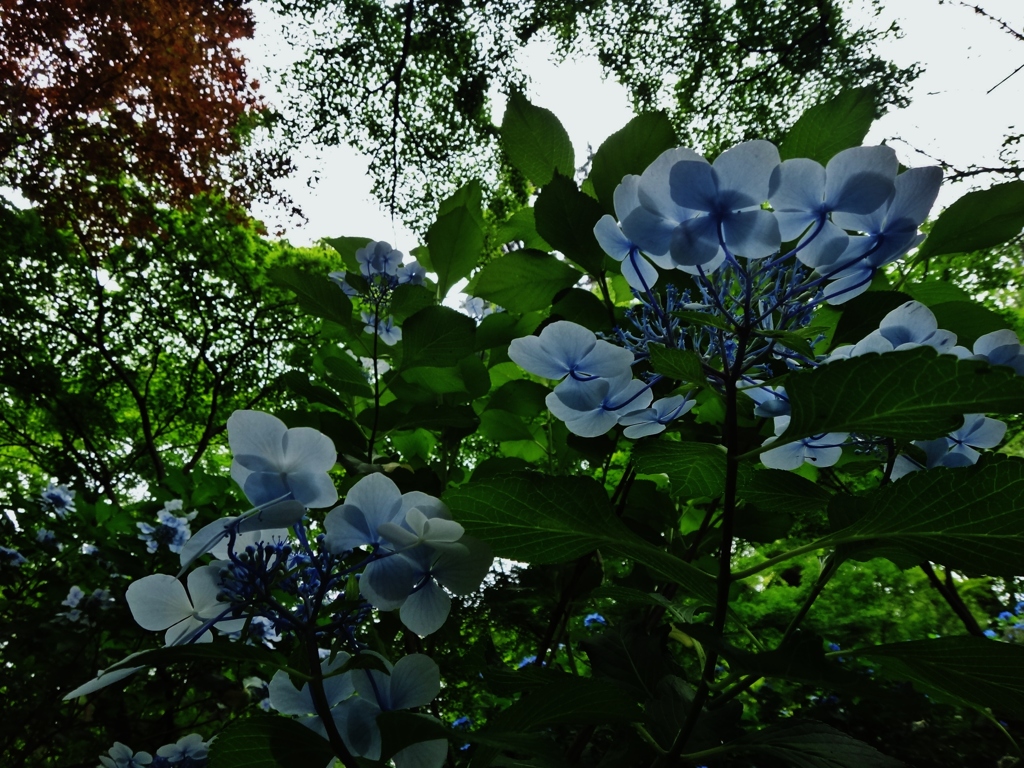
[0,0,279,238]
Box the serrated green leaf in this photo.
[427,192,484,298]
[551,287,612,332]
[846,635,1024,719]
[632,442,726,499]
[400,306,476,370]
[780,347,1024,444]
[479,409,535,442]
[648,344,705,383]
[707,721,902,768]
[495,206,552,251]
[322,354,373,397]
[738,468,831,515]
[916,181,1024,260]
[467,250,581,313]
[278,371,350,413]
[929,300,1010,347]
[822,456,1024,575]
[389,283,435,321]
[903,280,972,306]
[500,91,575,187]
[270,266,352,327]
[487,379,550,418]
[444,474,716,603]
[589,112,678,215]
[207,716,337,768]
[779,87,877,164]
[401,366,467,394]
[533,174,608,275]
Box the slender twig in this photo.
[920,562,985,637]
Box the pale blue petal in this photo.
[823,145,897,213]
[774,210,818,242]
[399,580,451,636]
[227,411,287,466]
[957,415,1006,449]
[621,205,676,257]
[268,670,314,715]
[612,175,641,219]
[126,574,192,631]
[620,249,660,291]
[712,140,780,204]
[578,338,636,379]
[281,428,337,473]
[507,335,571,379]
[237,500,305,532]
[242,472,291,507]
[794,220,848,269]
[362,555,418,607]
[768,158,825,213]
[669,215,721,267]
[389,654,441,709]
[433,535,493,595]
[594,215,632,261]
[721,209,781,259]
[285,471,338,508]
[669,160,718,211]
[334,697,383,759]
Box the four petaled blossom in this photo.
[618,395,695,438]
[356,240,403,277]
[546,374,654,438]
[125,565,246,645]
[228,410,338,509]
[268,653,355,739]
[155,734,209,763]
[829,301,958,360]
[892,414,1008,480]
[761,416,848,471]
[361,310,402,346]
[508,321,633,387]
[972,329,1024,374]
[333,654,447,767]
[822,166,943,304]
[594,175,669,290]
[99,743,152,768]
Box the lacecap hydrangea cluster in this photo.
[509,140,1022,474]
[66,411,491,768]
[330,240,426,346]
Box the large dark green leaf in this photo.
[534,174,608,275]
[444,474,716,603]
[779,87,877,164]
[426,188,484,298]
[822,456,1024,575]
[207,716,336,768]
[738,468,831,515]
[500,91,575,187]
[780,347,1024,443]
[929,300,1011,347]
[588,112,678,215]
[847,635,1024,719]
[322,235,373,273]
[270,266,352,327]
[648,344,705,384]
[832,290,909,346]
[466,249,581,313]
[632,442,726,499]
[707,721,902,768]
[916,181,1024,260]
[399,306,476,369]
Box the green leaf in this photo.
[322,354,373,397]
[389,283,435,321]
[916,181,1024,260]
[738,468,832,515]
[467,250,581,313]
[822,456,1024,575]
[479,409,535,442]
[780,347,1024,443]
[487,379,550,418]
[832,291,910,346]
[648,344,705,383]
[588,112,678,215]
[278,371,350,413]
[929,300,1010,347]
[427,191,484,299]
[495,206,551,251]
[903,280,972,306]
[632,442,726,499]
[438,179,484,223]
[207,716,336,768]
[400,306,476,370]
[711,721,903,768]
[270,266,352,327]
[779,87,878,164]
[500,90,575,187]
[401,366,468,395]
[533,174,608,275]
[551,287,612,332]
[846,635,1024,719]
[444,474,716,603]
[322,236,373,273]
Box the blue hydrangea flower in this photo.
[761,415,848,470]
[828,302,959,360]
[740,382,790,418]
[361,310,402,346]
[36,528,56,544]
[658,140,782,266]
[41,482,75,518]
[984,629,998,638]
[138,502,197,554]
[99,743,153,768]
[330,654,446,767]
[594,175,670,290]
[357,241,403,278]
[893,413,1007,480]
[972,329,1024,375]
[397,260,427,285]
[125,565,247,646]
[64,585,85,609]
[269,653,355,740]
[618,394,694,438]
[821,166,943,304]
[509,321,634,388]
[227,410,338,509]
[155,734,208,764]
[584,613,607,627]
[768,146,897,268]
[545,373,654,438]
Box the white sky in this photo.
[244,0,1023,249]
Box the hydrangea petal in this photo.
[392,739,448,768]
[389,654,441,710]
[126,574,193,631]
[400,580,451,636]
